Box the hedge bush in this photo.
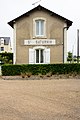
[1,64,80,76]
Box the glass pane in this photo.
[1,47,4,51]
[40,49,43,63]
[40,20,44,35]
[36,50,39,63]
[36,21,39,35]
[36,20,44,36]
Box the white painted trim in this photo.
[64,24,67,63]
[30,46,50,64]
[33,17,46,38]
[33,46,46,50]
[33,46,46,64]
[13,23,16,64]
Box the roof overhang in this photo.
[8,5,73,28]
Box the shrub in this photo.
[21,72,26,78]
[46,72,52,77]
[26,72,32,78]
[2,63,80,76]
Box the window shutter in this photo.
[29,48,35,64]
[44,48,50,64]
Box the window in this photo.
[33,18,46,38]
[36,49,44,63]
[1,47,4,51]
[36,20,44,36]
[29,46,50,64]
[1,38,4,45]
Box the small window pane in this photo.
[36,21,39,35]
[36,20,44,36]
[1,47,4,51]
[36,50,39,63]
[40,20,44,35]
[40,49,43,63]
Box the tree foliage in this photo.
[0,52,13,64]
[67,52,73,63]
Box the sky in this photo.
[0,0,80,55]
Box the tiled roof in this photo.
[8,5,73,28]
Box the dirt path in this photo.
[0,79,80,120]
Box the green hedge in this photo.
[2,64,80,76]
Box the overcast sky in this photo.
[0,0,80,55]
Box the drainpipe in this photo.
[77,29,79,63]
[63,27,69,63]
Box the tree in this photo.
[0,52,13,64]
[67,52,73,63]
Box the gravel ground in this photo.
[0,78,80,120]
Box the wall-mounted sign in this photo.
[24,39,56,45]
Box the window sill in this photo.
[33,36,47,39]
[34,63,46,64]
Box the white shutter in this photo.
[29,48,35,64]
[44,48,50,64]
